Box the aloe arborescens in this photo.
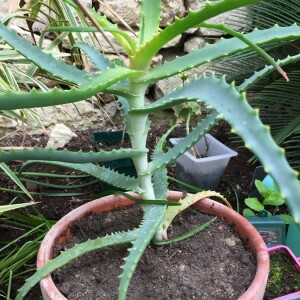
[0,0,299,299]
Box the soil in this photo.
[264,249,300,299]
[0,121,259,299]
[52,205,257,300]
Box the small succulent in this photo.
[0,0,299,299]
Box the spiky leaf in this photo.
[0,67,141,110]
[138,25,300,83]
[19,161,143,194]
[0,148,146,164]
[132,0,260,69]
[138,0,161,46]
[0,22,88,85]
[118,205,165,300]
[73,42,114,72]
[16,229,139,300]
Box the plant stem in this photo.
[127,80,155,199]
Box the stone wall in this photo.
[0,0,249,136]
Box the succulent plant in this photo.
[0,0,299,299]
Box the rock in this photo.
[240,253,250,265]
[185,0,202,11]
[161,0,186,27]
[0,115,18,129]
[197,1,251,36]
[154,75,183,100]
[179,264,186,272]
[102,101,119,119]
[224,238,236,247]
[0,0,10,19]
[99,0,141,27]
[31,101,104,130]
[59,281,71,295]
[98,0,185,27]
[184,36,206,52]
[46,124,77,149]
[163,35,182,48]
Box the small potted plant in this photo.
[244,172,300,251]
[266,245,300,300]
[0,0,300,299]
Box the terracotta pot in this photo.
[37,191,269,300]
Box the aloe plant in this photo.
[0,0,300,299]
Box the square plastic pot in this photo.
[170,134,237,190]
[267,245,300,300]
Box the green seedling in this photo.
[243,179,294,224]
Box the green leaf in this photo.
[263,194,285,206]
[118,205,165,300]
[152,125,176,199]
[278,214,293,224]
[72,42,114,72]
[90,10,136,55]
[18,161,143,194]
[242,208,256,217]
[245,198,264,211]
[0,147,146,164]
[0,22,88,85]
[239,54,300,91]
[139,24,300,83]
[16,229,139,300]
[0,202,35,213]
[199,22,288,80]
[0,162,32,200]
[254,179,268,196]
[132,0,260,69]
[138,0,161,46]
[0,67,141,110]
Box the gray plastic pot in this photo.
[170,134,237,190]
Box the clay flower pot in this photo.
[37,191,269,300]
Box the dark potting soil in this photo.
[264,249,300,299]
[52,205,257,300]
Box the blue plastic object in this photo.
[262,174,276,191]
